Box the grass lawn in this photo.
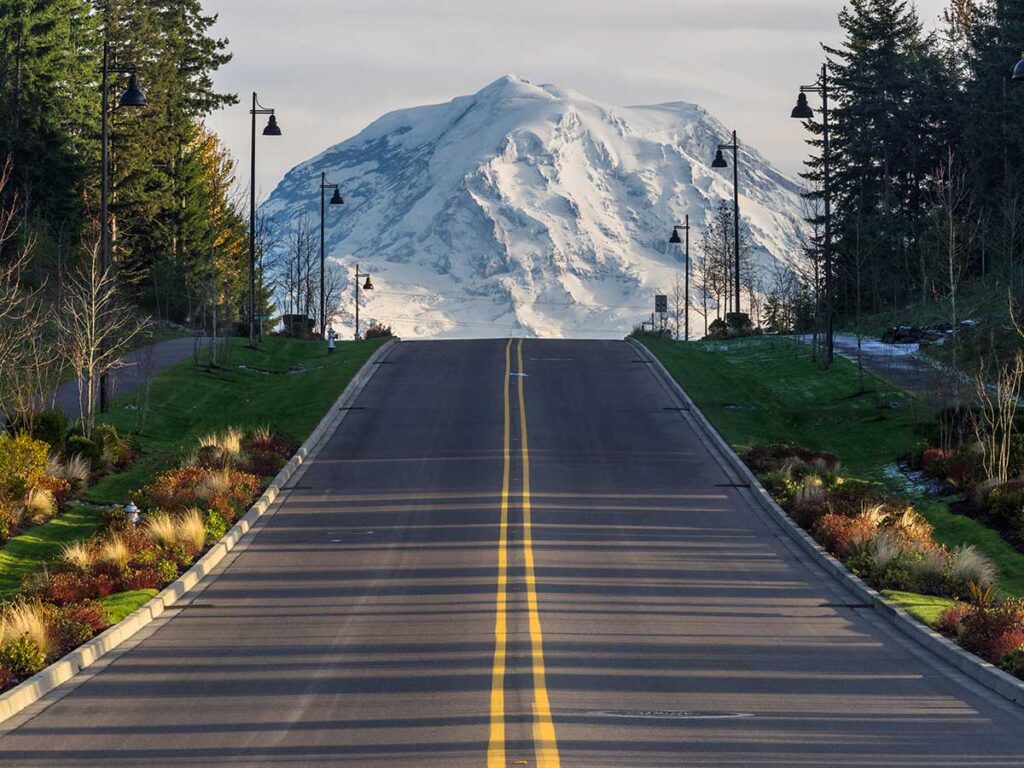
[640,334,1024,598]
[639,335,927,480]
[101,589,158,624]
[0,336,387,601]
[882,590,956,627]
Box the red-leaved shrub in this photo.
[813,512,877,559]
[62,601,108,633]
[960,598,1024,663]
[936,602,971,637]
[34,475,72,507]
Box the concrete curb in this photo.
[0,338,400,726]
[627,336,1024,710]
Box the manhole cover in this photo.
[595,710,754,720]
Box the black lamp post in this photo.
[354,265,373,340]
[791,63,834,366]
[319,172,344,337]
[669,217,691,341]
[711,131,742,316]
[99,39,147,414]
[249,93,281,347]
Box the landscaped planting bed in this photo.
[0,426,296,693]
[749,442,1024,680]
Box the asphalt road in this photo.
[3,339,1024,766]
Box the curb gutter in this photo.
[0,338,400,725]
[627,337,1024,710]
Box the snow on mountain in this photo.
[262,75,807,339]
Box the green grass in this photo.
[0,504,104,598]
[639,335,928,480]
[640,334,1024,598]
[0,336,387,601]
[86,336,386,504]
[101,589,158,623]
[881,590,955,627]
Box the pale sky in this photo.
[204,0,949,197]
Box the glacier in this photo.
[261,75,808,339]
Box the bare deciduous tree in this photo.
[57,242,149,436]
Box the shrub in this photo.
[815,511,878,559]
[203,509,228,544]
[0,432,50,499]
[62,601,107,633]
[65,435,101,473]
[34,475,71,507]
[23,488,57,525]
[0,636,47,679]
[1001,648,1024,680]
[746,444,840,475]
[792,475,825,505]
[30,410,68,452]
[37,571,98,605]
[244,451,286,477]
[94,424,138,469]
[364,321,394,339]
[0,498,18,544]
[948,545,997,596]
[0,664,14,691]
[53,617,94,655]
[125,566,163,590]
[960,597,1024,663]
[156,558,178,583]
[937,602,971,636]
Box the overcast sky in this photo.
[204,0,949,197]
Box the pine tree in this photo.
[0,0,99,240]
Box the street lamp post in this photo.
[353,264,373,340]
[99,39,147,414]
[249,93,281,348]
[791,63,834,366]
[711,131,742,316]
[1014,52,1024,81]
[669,217,691,341]
[319,172,344,337]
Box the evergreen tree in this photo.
[0,0,99,241]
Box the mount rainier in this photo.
[262,75,808,339]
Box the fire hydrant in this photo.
[327,327,337,354]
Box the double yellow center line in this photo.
[487,339,560,767]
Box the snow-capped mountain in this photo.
[262,75,807,339]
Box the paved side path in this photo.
[2,340,1022,766]
[54,337,208,421]
[802,333,958,405]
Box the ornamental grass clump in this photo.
[948,545,997,595]
[195,469,233,502]
[59,541,94,572]
[97,536,131,574]
[4,601,55,660]
[145,512,179,550]
[23,488,56,525]
[177,509,206,556]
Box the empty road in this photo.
[2,339,1024,766]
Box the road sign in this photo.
[655,295,667,314]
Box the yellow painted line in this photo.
[517,339,561,768]
[486,339,514,768]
